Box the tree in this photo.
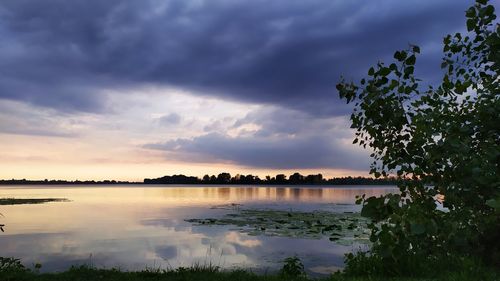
[275,174,287,184]
[202,174,210,183]
[337,0,499,275]
[216,173,231,183]
[289,172,304,184]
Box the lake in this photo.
[0,185,396,275]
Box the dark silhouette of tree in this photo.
[304,174,323,184]
[1,174,399,186]
[144,174,198,184]
[216,173,231,184]
[209,175,217,183]
[337,0,499,274]
[202,175,210,183]
[275,174,287,184]
[289,173,304,184]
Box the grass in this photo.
[0,257,497,281]
[1,265,496,281]
[0,198,69,205]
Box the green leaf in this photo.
[410,223,426,235]
[404,66,414,77]
[379,67,391,76]
[394,51,402,60]
[405,55,416,65]
[394,50,407,61]
[466,7,476,18]
[484,5,494,17]
[467,19,476,31]
[486,198,500,210]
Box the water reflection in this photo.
[0,185,396,274]
[141,185,394,205]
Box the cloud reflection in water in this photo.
[0,185,395,274]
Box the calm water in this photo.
[0,185,396,275]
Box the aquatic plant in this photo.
[0,198,69,205]
[0,212,4,232]
[186,208,371,245]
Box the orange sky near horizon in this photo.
[0,155,369,182]
[0,89,371,181]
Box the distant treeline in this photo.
[143,172,399,185]
[0,179,134,185]
[0,173,399,186]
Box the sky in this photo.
[0,0,486,181]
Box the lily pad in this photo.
[186,208,371,245]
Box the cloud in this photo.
[155,245,178,260]
[232,107,352,138]
[225,232,261,248]
[0,0,477,174]
[0,0,470,115]
[0,99,79,137]
[145,107,370,170]
[146,132,369,170]
[158,113,181,126]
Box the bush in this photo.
[337,0,499,276]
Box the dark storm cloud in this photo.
[145,106,371,170]
[0,0,471,114]
[146,132,369,170]
[231,107,352,138]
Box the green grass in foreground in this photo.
[0,267,495,281]
[1,261,497,281]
